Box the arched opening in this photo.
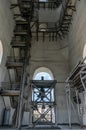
[31,67,55,125]
[0,40,3,64]
[33,67,54,80]
[83,43,86,63]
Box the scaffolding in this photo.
[0,0,81,129]
[65,58,86,128]
[30,80,57,128]
[11,0,80,41]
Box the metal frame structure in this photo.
[10,0,80,41]
[11,0,62,10]
[0,0,34,129]
[65,57,86,128]
[30,80,57,127]
[65,84,83,128]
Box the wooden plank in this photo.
[14,31,27,36]
[6,62,23,68]
[0,90,20,96]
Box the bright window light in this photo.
[0,40,3,64]
[83,44,86,63]
[34,72,52,80]
[33,67,54,80]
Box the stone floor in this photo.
[0,125,86,130]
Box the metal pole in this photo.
[80,73,86,91]
[75,90,83,126]
[66,85,71,128]
[54,86,57,126]
[16,41,29,130]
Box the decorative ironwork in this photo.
[30,80,57,127]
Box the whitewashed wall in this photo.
[26,38,70,124]
[68,0,86,69]
[0,0,14,125]
[68,0,86,126]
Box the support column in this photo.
[83,91,86,126]
[54,86,57,126]
[65,84,71,128]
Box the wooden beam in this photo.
[0,90,20,96]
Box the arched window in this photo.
[83,44,86,63]
[33,67,54,80]
[0,40,3,64]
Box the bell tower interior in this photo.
[0,0,86,130]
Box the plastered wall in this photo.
[68,0,86,125]
[68,0,86,70]
[0,0,14,125]
[27,38,70,124]
[0,0,14,82]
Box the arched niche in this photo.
[33,67,54,80]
